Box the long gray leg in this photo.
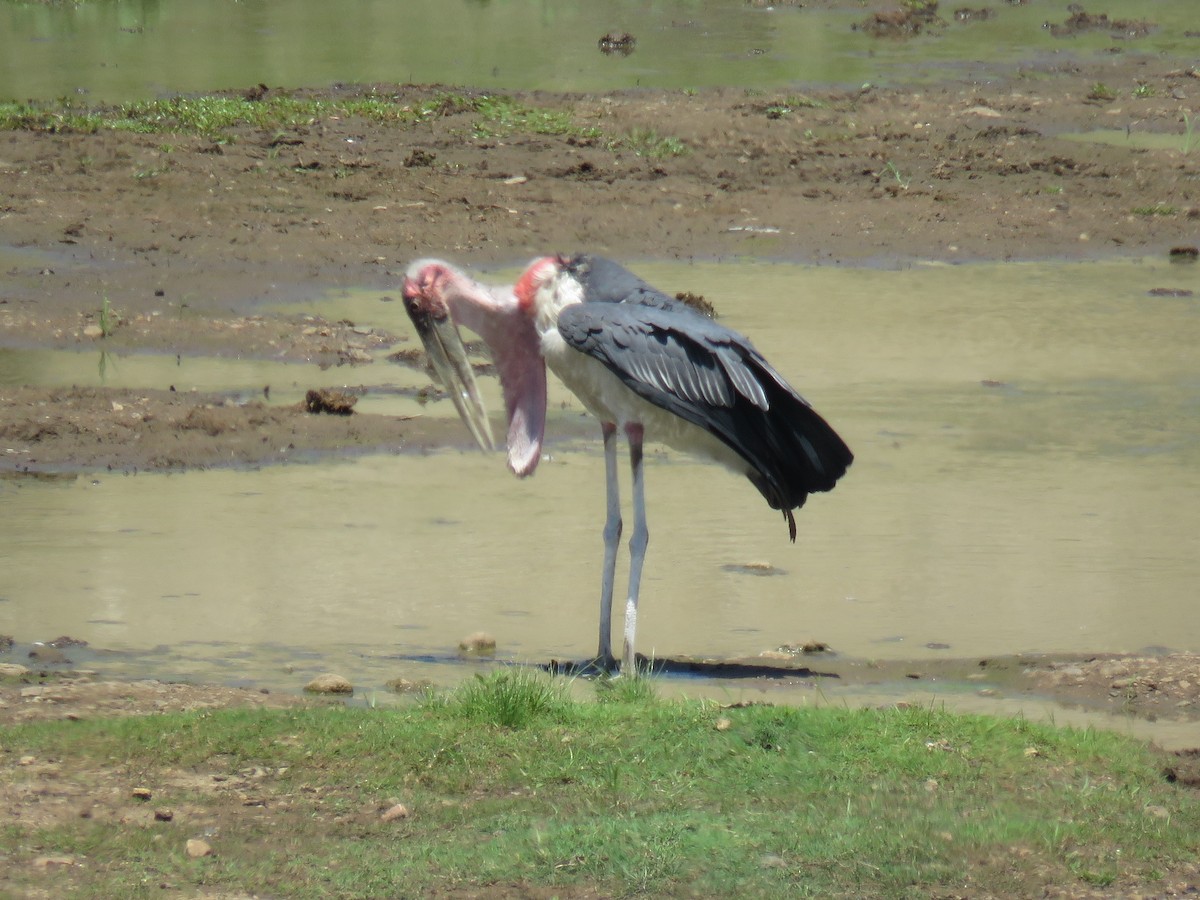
[621,423,649,675]
[597,422,621,669]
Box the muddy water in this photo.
[2,0,1198,102]
[3,259,1198,734]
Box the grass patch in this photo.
[1132,203,1178,216]
[0,91,601,143]
[619,127,689,158]
[429,668,574,728]
[880,160,911,190]
[1,685,1196,898]
[97,294,115,337]
[471,94,600,140]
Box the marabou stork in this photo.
[401,254,852,673]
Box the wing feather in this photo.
[554,254,852,538]
[558,303,741,413]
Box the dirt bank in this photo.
[4,54,1199,471]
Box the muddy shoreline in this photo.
[3,44,1200,725]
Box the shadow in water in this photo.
[544,654,841,681]
[385,651,840,681]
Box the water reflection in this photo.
[3,0,1198,102]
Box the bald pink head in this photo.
[513,255,561,314]
[403,258,548,479]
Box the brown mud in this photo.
[2,22,1200,731]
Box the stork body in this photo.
[402,254,852,673]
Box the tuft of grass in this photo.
[594,672,660,704]
[432,668,573,728]
[0,91,600,143]
[1132,203,1178,216]
[98,295,115,337]
[471,94,600,140]
[619,127,689,158]
[881,160,911,189]
[1182,111,1196,154]
[0,698,1197,897]
[1088,82,1117,102]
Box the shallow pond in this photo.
[2,257,1198,744]
[2,0,1199,102]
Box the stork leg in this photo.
[622,423,649,675]
[596,422,621,670]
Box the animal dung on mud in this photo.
[304,388,357,415]
[598,31,636,56]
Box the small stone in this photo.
[82,324,104,338]
[28,646,69,664]
[304,673,353,694]
[18,755,36,766]
[714,717,733,732]
[757,650,792,660]
[458,632,496,654]
[381,803,410,822]
[32,855,75,868]
[154,808,174,822]
[0,663,30,677]
[1144,805,1170,820]
[386,677,433,694]
[186,838,214,858]
[132,787,153,801]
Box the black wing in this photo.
[557,299,852,538]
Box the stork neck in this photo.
[445,283,517,344]
[533,271,583,337]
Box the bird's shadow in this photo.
[543,654,841,681]
[383,651,841,682]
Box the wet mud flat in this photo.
[3,632,1199,741]
[2,32,1200,737]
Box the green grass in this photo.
[881,160,911,189]
[0,92,694,165]
[619,127,689,159]
[1132,203,1179,216]
[2,670,1196,897]
[470,94,601,140]
[97,294,114,337]
[0,91,601,142]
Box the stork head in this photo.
[514,254,587,334]
[401,260,496,453]
[513,255,561,310]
